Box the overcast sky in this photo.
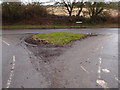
[20,0,118,2]
[1,0,119,4]
[1,0,119,2]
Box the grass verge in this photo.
[32,32,86,45]
[2,24,119,29]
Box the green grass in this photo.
[2,24,119,29]
[32,32,86,45]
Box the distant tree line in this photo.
[55,1,119,23]
[2,2,48,23]
[2,1,119,25]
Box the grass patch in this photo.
[2,24,119,29]
[32,32,86,45]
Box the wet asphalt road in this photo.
[1,28,119,88]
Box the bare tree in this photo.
[75,0,84,16]
[60,0,84,16]
[85,2,104,18]
[62,0,76,16]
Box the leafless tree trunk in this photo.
[76,0,84,16]
[62,0,76,16]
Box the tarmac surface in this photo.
[1,28,119,88]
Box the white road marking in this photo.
[96,57,110,88]
[115,77,120,83]
[98,67,101,79]
[98,57,102,79]
[96,80,109,88]
[80,66,89,73]
[99,57,102,61]
[102,69,110,73]
[2,40,10,46]
[99,60,102,64]
[6,56,16,88]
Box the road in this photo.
[1,28,119,88]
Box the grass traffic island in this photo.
[25,32,91,47]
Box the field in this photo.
[46,6,118,17]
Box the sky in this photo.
[0,0,119,5]
[1,0,119,2]
[21,0,119,5]
[20,0,118,2]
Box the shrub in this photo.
[2,2,49,24]
[2,2,25,23]
[24,3,48,19]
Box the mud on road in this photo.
[24,34,107,88]
[24,34,94,88]
[24,34,72,88]
[26,45,67,88]
[2,28,118,88]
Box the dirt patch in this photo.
[24,33,98,88]
[24,33,97,64]
[28,46,65,63]
[25,40,67,88]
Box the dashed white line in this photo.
[98,57,102,79]
[80,66,89,74]
[98,67,101,79]
[99,57,102,61]
[96,80,109,88]
[6,56,16,88]
[102,69,110,73]
[115,77,120,83]
[2,40,10,46]
[96,57,109,88]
